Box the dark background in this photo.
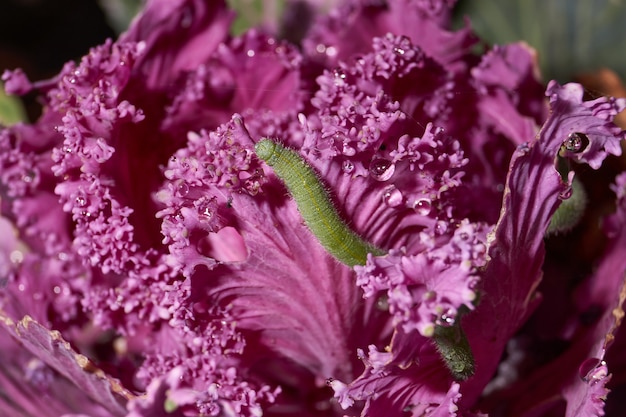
[0,0,116,119]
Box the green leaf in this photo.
[0,82,26,126]
[97,0,143,34]
[453,0,626,82]
[227,0,286,35]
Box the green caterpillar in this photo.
[255,139,384,267]
[433,317,475,380]
[255,138,475,380]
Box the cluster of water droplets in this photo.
[372,156,441,219]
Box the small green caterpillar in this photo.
[255,138,475,381]
[255,138,384,267]
[433,319,475,381]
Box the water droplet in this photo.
[564,132,589,153]
[376,295,389,311]
[10,250,23,264]
[382,185,403,207]
[413,198,432,215]
[246,49,255,57]
[435,220,448,235]
[579,358,606,384]
[244,177,260,195]
[393,47,405,55]
[75,196,87,207]
[342,143,356,156]
[342,160,354,174]
[438,309,456,327]
[197,198,215,219]
[558,186,573,200]
[22,170,36,183]
[517,142,530,154]
[178,182,190,197]
[369,158,395,181]
[332,68,347,86]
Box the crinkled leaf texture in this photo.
[0,0,625,417]
[0,312,134,416]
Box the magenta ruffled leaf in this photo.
[304,0,476,70]
[0,328,117,417]
[2,0,626,416]
[0,313,133,416]
[462,82,626,405]
[331,341,462,416]
[546,81,625,169]
[119,0,235,90]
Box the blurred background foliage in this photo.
[1,0,625,124]
[453,0,626,84]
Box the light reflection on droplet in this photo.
[517,143,530,154]
[438,308,456,327]
[382,186,403,207]
[178,182,190,197]
[578,358,606,384]
[10,250,24,264]
[435,220,448,235]
[564,132,589,153]
[369,158,395,181]
[558,186,573,200]
[413,198,432,215]
[342,160,354,174]
[342,143,356,156]
[376,295,389,311]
